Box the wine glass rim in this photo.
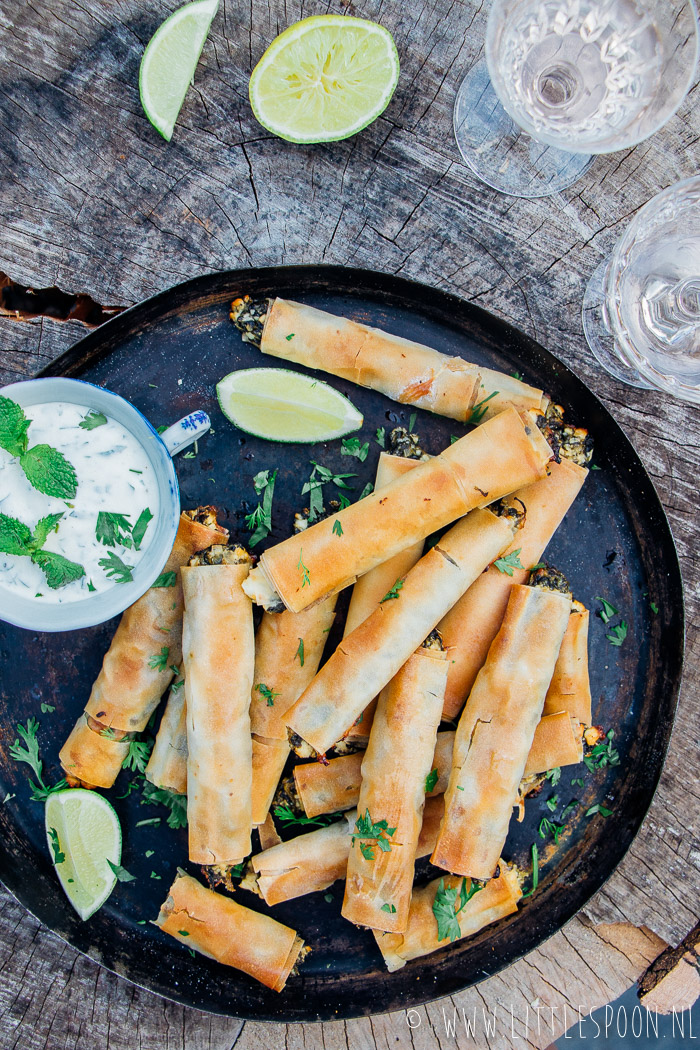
[485,0,700,155]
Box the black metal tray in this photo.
[0,266,684,1021]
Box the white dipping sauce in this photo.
[0,401,160,604]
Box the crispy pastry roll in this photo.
[247,796,446,907]
[438,456,587,719]
[243,408,553,613]
[343,442,425,744]
[294,730,455,818]
[144,668,187,794]
[373,864,522,972]
[231,297,546,422]
[286,507,516,755]
[59,714,131,789]
[432,579,572,879]
[342,643,448,932]
[543,602,592,724]
[182,544,254,866]
[155,870,306,992]
[523,712,583,776]
[250,594,337,824]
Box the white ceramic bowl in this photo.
[0,377,181,632]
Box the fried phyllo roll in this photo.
[432,580,572,879]
[243,408,553,613]
[543,601,592,724]
[438,456,587,719]
[342,643,447,933]
[182,544,254,866]
[293,730,455,818]
[144,667,187,794]
[231,297,546,422]
[155,870,306,992]
[250,594,337,825]
[343,440,425,744]
[286,507,516,756]
[523,711,583,776]
[59,714,132,789]
[373,864,522,972]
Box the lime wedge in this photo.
[249,15,400,143]
[45,789,122,921]
[217,367,363,442]
[139,0,219,141]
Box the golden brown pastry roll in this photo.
[294,730,455,818]
[373,864,522,971]
[144,669,187,794]
[58,714,130,789]
[523,711,583,776]
[250,596,337,824]
[243,408,553,613]
[155,870,305,992]
[432,584,572,879]
[84,510,227,731]
[182,547,254,866]
[543,602,592,724]
[438,458,587,719]
[259,298,545,422]
[286,507,516,755]
[342,645,448,932]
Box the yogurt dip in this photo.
[0,401,160,604]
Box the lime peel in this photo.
[249,15,400,144]
[216,367,363,442]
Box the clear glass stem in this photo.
[582,260,655,389]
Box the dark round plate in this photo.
[0,266,684,1021]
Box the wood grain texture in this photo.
[1,0,699,1045]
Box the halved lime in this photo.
[249,15,400,144]
[45,789,121,921]
[217,367,363,442]
[139,0,219,141]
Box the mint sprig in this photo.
[0,511,85,589]
[0,396,31,457]
[0,395,78,498]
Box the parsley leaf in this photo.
[96,512,133,548]
[494,548,525,576]
[408,412,417,433]
[297,549,310,588]
[545,767,561,787]
[546,794,558,812]
[122,738,154,774]
[256,683,280,707]
[538,816,565,843]
[375,427,386,448]
[20,444,77,499]
[152,571,177,588]
[98,551,134,583]
[380,578,403,603]
[79,410,108,430]
[332,519,343,537]
[40,703,55,714]
[140,781,187,828]
[352,808,396,859]
[131,508,153,551]
[425,768,439,793]
[273,805,342,828]
[606,621,628,647]
[341,437,370,462]
[294,637,305,667]
[468,391,498,425]
[107,859,137,883]
[359,482,374,499]
[0,395,30,457]
[650,601,659,614]
[148,646,170,672]
[521,843,539,898]
[432,877,483,942]
[595,596,619,624]
[8,718,65,802]
[381,903,396,913]
[245,469,277,547]
[584,730,620,771]
[586,803,613,818]
[48,826,65,865]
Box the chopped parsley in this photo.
[381,903,397,914]
[538,816,565,844]
[375,427,386,448]
[148,646,170,672]
[78,410,108,430]
[408,412,417,432]
[245,469,277,548]
[8,718,66,802]
[256,683,280,707]
[286,333,295,341]
[341,437,370,462]
[352,808,396,860]
[332,519,343,537]
[294,637,305,667]
[425,768,439,793]
[468,391,498,425]
[359,482,374,499]
[96,512,133,548]
[152,571,177,588]
[140,781,187,828]
[606,621,628,647]
[433,877,483,942]
[595,596,619,624]
[521,843,539,898]
[273,805,342,828]
[40,703,55,714]
[584,730,620,771]
[546,794,558,812]
[107,859,136,883]
[380,578,403,603]
[122,738,154,774]
[586,804,613,818]
[47,827,65,865]
[545,767,561,787]
[301,461,357,523]
[494,548,525,576]
[131,508,153,550]
[297,549,310,588]
[98,551,134,584]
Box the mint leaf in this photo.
[98,551,134,583]
[0,396,30,457]
[131,508,153,551]
[78,411,107,430]
[0,513,33,556]
[30,513,64,550]
[96,512,132,548]
[31,550,85,589]
[20,444,77,499]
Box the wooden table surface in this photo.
[1,1,699,1047]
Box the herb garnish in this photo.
[546,794,558,812]
[297,549,311,588]
[40,703,55,714]
[341,437,370,462]
[148,646,170,672]
[286,333,295,341]
[96,512,133,548]
[595,596,619,624]
[538,816,565,844]
[545,767,561,787]
[494,549,525,576]
[98,551,134,584]
[0,396,77,498]
[107,859,137,883]
[521,844,539,898]
[408,412,417,433]
[332,519,343,537]
[583,730,620,771]
[650,601,659,614]
[0,511,85,589]
[352,809,396,860]
[301,462,357,523]
[586,804,613,818]
[256,683,280,707]
[79,410,108,430]
[380,578,403,603]
[140,781,187,828]
[131,508,153,550]
[606,621,628,647]
[123,738,154,774]
[152,571,177,588]
[433,877,483,942]
[468,391,498,425]
[375,427,386,448]
[381,903,397,914]
[48,827,65,865]
[245,469,278,547]
[425,768,439,793]
[294,637,305,667]
[273,805,342,828]
[9,718,66,802]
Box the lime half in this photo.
[217,367,363,442]
[249,15,400,143]
[45,789,121,921]
[139,0,219,141]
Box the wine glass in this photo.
[582,175,700,401]
[453,0,699,198]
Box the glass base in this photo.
[453,59,594,199]
[582,260,655,389]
